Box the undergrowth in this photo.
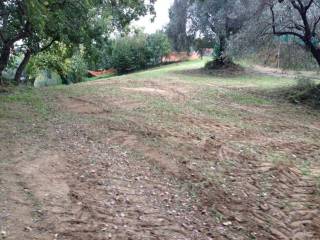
[287,77,320,107]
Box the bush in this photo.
[66,49,88,83]
[111,34,149,73]
[146,32,171,65]
[111,31,171,74]
[288,77,320,107]
[296,77,316,90]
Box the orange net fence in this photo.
[88,69,116,77]
[162,52,200,63]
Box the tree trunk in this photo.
[0,43,12,84]
[14,50,32,84]
[309,44,320,67]
[218,35,227,61]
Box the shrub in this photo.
[66,49,88,83]
[288,77,320,107]
[146,31,171,65]
[111,32,171,74]
[111,34,149,73]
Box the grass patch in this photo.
[267,152,292,165]
[228,92,272,105]
[0,87,49,119]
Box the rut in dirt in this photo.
[48,94,320,240]
[1,79,320,240]
[2,120,218,240]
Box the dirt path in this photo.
[1,67,320,239]
[248,65,320,80]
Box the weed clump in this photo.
[288,77,320,107]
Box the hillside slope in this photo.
[1,60,320,240]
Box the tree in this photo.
[0,0,156,84]
[189,0,261,61]
[111,33,149,73]
[147,31,171,65]
[166,0,192,52]
[0,1,30,82]
[111,31,172,73]
[268,0,320,66]
[14,37,56,83]
[0,0,94,83]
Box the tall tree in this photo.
[166,0,192,52]
[189,0,262,61]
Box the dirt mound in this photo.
[204,58,244,75]
[176,59,244,77]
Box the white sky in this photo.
[133,0,174,33]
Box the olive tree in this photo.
[188,0,265,62]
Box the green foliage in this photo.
[194,38,212,58]
[67,49,88,83]
[27,43,87,84]
[166,0,192,52]
[147,32,171,65]
[2,55,23,81]
[34,70,62,88]
[0,0,156,81]
[27,43,70,81]
[111,32,172,73]
[111,34,148,73]
[84,40,113,70]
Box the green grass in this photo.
[227,92,272,105]
[0,87,48,120]
[127,59,296,90]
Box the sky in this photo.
[133,0,174,33]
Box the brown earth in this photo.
[0,67,320,240]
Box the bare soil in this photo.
[1,66,320,240]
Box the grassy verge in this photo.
[0,87,49,121]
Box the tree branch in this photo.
[306,0,315,10]
[270,5,304,40]
[312,16,320,35]
[39,39,56,52]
